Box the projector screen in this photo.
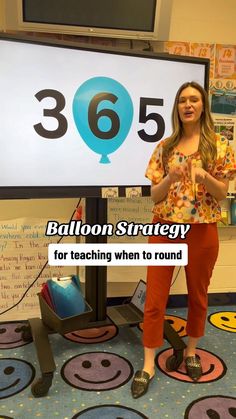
[0,34,209,199]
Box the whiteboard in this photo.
[0,34,209,198]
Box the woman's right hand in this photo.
[168,166,184,184]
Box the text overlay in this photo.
[48,243,188,266]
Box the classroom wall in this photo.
[170,0,236,44]
[0,1,235,299]
[0,0,5,30]
[1,0,236,44]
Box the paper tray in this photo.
[38,293,93,335]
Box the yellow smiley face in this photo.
[164,315,187,337]
[208,311,236,332]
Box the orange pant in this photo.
[142,216,219,348]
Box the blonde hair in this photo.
[162,81,217,170]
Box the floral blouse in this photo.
[145,134,236,223]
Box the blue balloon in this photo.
[72,77,133,163]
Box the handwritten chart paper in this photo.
[0,218,75,321]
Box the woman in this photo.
[131,81,236,399]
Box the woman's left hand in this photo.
[188,159,207,183]
[192,167,207,183]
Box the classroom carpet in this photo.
[0,305,235,419]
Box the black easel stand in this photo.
[22,196,185,397]
[85,197,108,323]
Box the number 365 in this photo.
[33,88,165,143]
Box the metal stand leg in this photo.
[85,197,108,322]
[28,318,56,397]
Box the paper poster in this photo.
[213,113,236,195]
[191,43,215,80]
[213,115,236,144]
[210,78,236,166]
[162,41,236,82]
[0,218,76,321]
[210,79,236,116]
[215,44,236,79]
[102,187,119,198]
[164,41,190,56]
[212,103,236,194]
[125,187,142,198]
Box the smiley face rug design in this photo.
[208,311,236,333]
[0,358,35,399]
[61,352,133,391]
[165,315,187,337]
[138,315,187,337]
[72,404,148,418]
[155,348,227,383]
[0,322,32,349]
[184,395,236,418]
[63,325,118,344]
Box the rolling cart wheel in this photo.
[165,354,182,371]
[31,373,54,397]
